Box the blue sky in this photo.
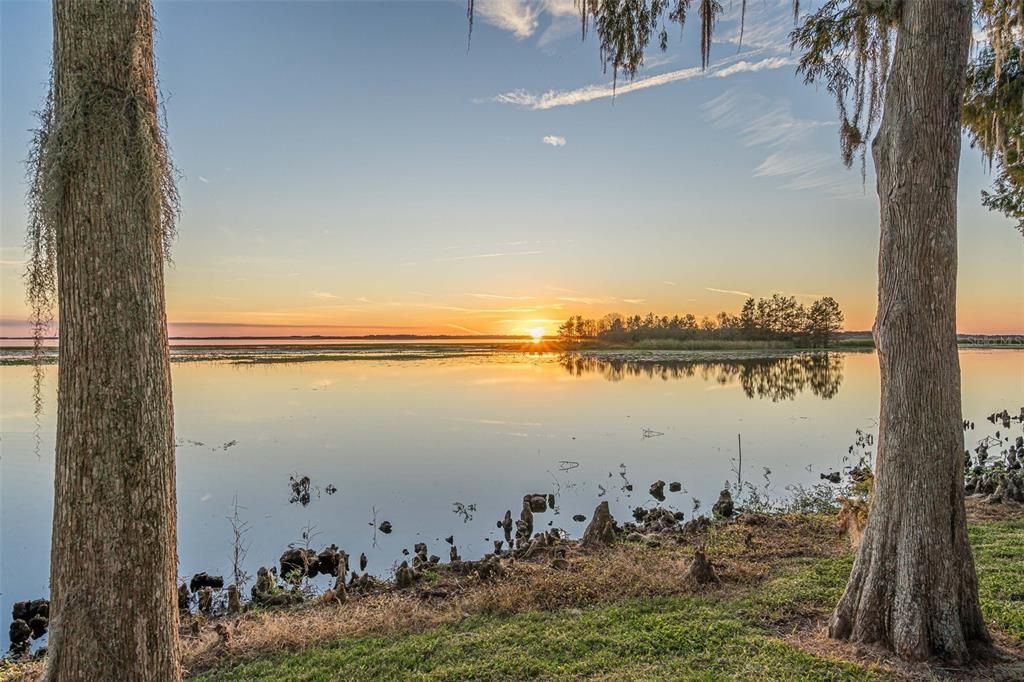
[1,0,1021,335]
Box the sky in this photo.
[1,0,1022,337]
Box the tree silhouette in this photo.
[807,296,845,347]
[554,295,845,345]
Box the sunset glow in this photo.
[0,1,1020,337]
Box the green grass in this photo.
[193,597,873,681]
[736,555,854,625]
[191,520,1023,681]
[970,521,1024,639]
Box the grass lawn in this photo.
[970,520,1024,640]
[190,517,1023,681]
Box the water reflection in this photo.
[559,352,844,401]
[3,349,1021,651]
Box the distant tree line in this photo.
[557,295,844,347]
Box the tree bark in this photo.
[828,0,989,662]
[45,1,180,679]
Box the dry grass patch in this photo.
[966,497,1024,523]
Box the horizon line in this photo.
[5,331,1024,342]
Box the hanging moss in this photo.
[790,0,895,179]
[964,8,1023,234]
[24,57,180,407]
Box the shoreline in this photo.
[2,342,1021,368]
[6,500,1020,681]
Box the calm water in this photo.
[1,347,1021,646]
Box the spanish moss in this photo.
[967,0,1023,233]
[965,43,1023,232]
[25,85,57,417]
[24,55,180,414]
[790,0,895,179]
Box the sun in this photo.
[528,327,546,342]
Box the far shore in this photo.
[1,336,1022,367]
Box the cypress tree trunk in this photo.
[828,0,989,662]
[44,1,180,679]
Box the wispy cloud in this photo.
[706,287,752,297]
[643,53,677,70]
[474,0,539,39]
[450,250,542,261]
[662,281,676,286]
[555,294,647,306]
[471,293,535,300]
[447,323,487,335]
[493,65,701,110]
[417,302,564,315]
[542,135,566,146]
[753,152,846,192]
[703,90,835,148]
[703,89,859,197]
[309,291,338,300]
[406,250,542,266]
[489,56,794,111]
[474,0,581,45]
[717,0,796,52]
[557,296,608,305]
[197,175,210,184]
[714,57,797,78]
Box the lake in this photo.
[1,345,1020,647]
